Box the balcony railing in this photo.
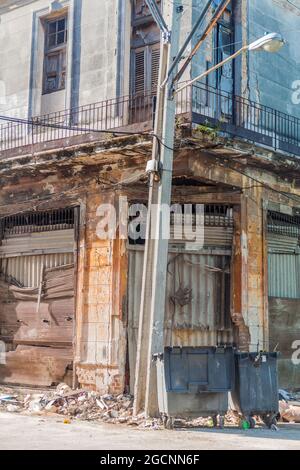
[1,83,300,158]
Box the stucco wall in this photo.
[189,0,300,121]
[248,0,300,119]
[1,0,299,125]
[0,0,46,118]
[0,0,127,119]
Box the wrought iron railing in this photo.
[0,82,300,157]
[0,91,162,152]
[191,83,300,156]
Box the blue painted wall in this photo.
[248,0,300,119]
[190,0,300,120]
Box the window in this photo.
[131,0,161,95]
[43,16,68,94]
[215,7,234,91]
[132,45,160,94]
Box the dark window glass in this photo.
[46,17,67,50]
[48,21,56,34]
[57,18,65,32]
[57,31,65,44]
[48,33,56,48]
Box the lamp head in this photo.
[248,33,285,53]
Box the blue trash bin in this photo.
[155,346,235,428]
[230,352,279,428]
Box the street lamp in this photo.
[248,32,285,52]
[175,32,285,95]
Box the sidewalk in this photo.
[0,412,300,450]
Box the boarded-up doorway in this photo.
[127,205,235,393]
[0,207,78,387]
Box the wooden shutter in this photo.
[134,50,145,94]
[151,48,160,92]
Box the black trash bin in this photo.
[155,346,235,428]
[231,352,279,428]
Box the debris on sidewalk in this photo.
[0,383,238,429]
[279,400,300,423]
[0,394,19,405]
[2,384,299,429]
[0,384,138,425]
[6,404,20,413]
[278,388,300,423]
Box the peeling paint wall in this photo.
[189,0,300,120]
[248,0,300,117]
[0,0,128,118]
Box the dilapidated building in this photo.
[0,0,300,396]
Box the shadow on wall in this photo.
[269,297,300,390]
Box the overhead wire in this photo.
[0,113,171,160]
[1,111,300,204]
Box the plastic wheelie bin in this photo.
[230,352,279,429]
[155,346,235,429]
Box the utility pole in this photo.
[133,0,231,418]
[133,0,183,417]
[133,0,285,419]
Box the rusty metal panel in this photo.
[0,227,74,287]
[1,253,74,287]
[127,246,233,392]
[0,229,74,257]
[169,212,234,248]
[165,252,231,331]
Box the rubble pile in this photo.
[279,389,300,423]
[0,383,144,425]
[0,384,167,428]
[2,384,300,428]
[0,383,240,428]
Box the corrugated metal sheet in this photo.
[0,229,74,257]
[127,246,233,392]
[170,225,234,247]
[268,253,300,298]
[268,233,299,253]
[268,233,300,298]
[204,226,234,247]
[0,253,74,287]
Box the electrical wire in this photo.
[2,110,300,204]
[0,113,171,160]
[222,160,300,204]
[287,0,300,14]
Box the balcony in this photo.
[1,83,300,159]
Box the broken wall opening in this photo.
[0,207,79,387]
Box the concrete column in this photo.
[75,191,127,393]
[232,186,267,352]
